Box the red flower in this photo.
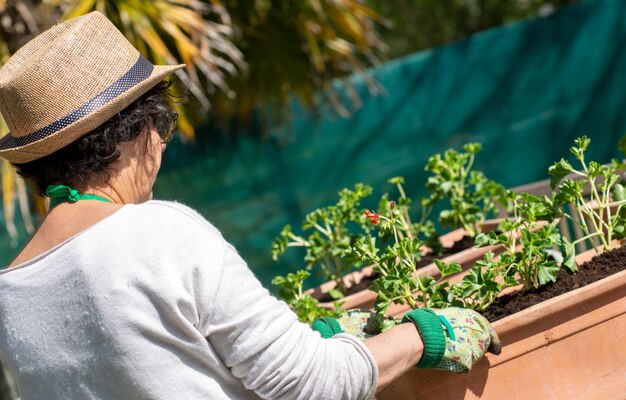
[389,201,395,209]
[364,210,380,225]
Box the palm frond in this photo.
[63,0,245,115]
[212,0,386,122]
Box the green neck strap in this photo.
[45,184,111,209]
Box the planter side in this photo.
[377,256,626,400]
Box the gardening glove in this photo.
[312,310,384,340]
[402,308,502,373]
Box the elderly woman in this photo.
[0,12,500,400]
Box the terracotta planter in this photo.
[377,248,626,400]
[306,220,504,310]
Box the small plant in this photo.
[271,183,373,297]
[370,176,441,252]
[347,205,461,315]
[422,192,563,312]
[474,192,565,287]
[424,142,509,237]
[271,270,342,324]
[445,251,503,311]
[549,136,626,258]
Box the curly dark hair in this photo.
[13,81,175,195]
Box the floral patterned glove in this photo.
[312,310,379,340]
[402,308,502,373]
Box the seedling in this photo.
[369,176,441,252]
[347,222,461,315]
[549,136,626,260]
[271,183,373,297]
[473,192,564,291]
[272,270,342,324]
[424,143,509,237]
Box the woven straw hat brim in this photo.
[0,63,184,164]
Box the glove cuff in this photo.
[402,308,446,368]
[312,317,343,339]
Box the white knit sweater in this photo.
[0,201,378,399]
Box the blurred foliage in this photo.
[368,0,579,60]
[211,0,386,121]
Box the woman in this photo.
[0,12,500,400]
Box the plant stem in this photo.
[287,233,311,247]
[314,222,331,237]
[465,152,475,180]
[581,163,609,247]
[321,255,334,282]
[574,200,599,251]
[396,182,407,201]
[332,255,347,291]
[572,230,606,254]
[580,201,608,248]
[458,212,474,237]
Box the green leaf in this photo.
[388,176,405,185]
[562,239,578,273]
[374,295,391,315]
[613,183,626,202]
[434,259,462,277]
[574,135,591,153]
[548,158,574,189]
[473,233,491,248]
[537,262,560,286]
[503,275,520,286]
[463,142,482,154]
[328,289,344,300]
[555,179,585,204]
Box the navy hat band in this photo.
[10,54,154,148]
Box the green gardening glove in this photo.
[402,307,502,373]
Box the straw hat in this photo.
[0,11,185,164]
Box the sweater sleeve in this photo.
[199,241,379,400]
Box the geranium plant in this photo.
[368,176,441,252]
[473,192,564,284]
[347,209,461,314]
[549,136,626,257]
[424,142,509,237]
[271,270,341,324]
[271,183,373,297]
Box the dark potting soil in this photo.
[482,246,626,322]
[317,235,476,303]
